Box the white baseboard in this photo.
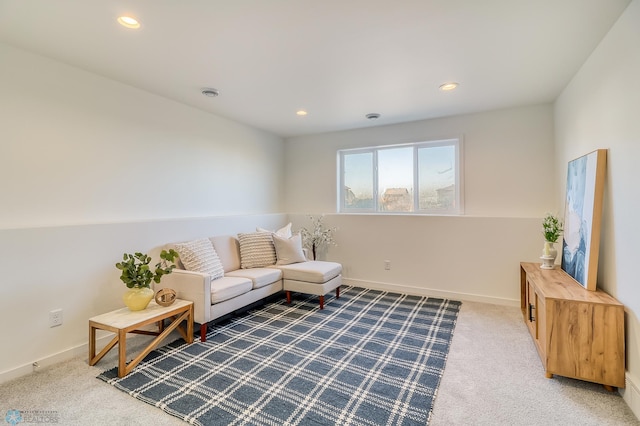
[0,334,118,385]
[342,278,520,307]
[621,372,640,420]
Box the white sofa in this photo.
[155,233,342,342]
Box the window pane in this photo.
[418,145,456,211]
[378,147,413,212]
[338,139,461,214]
[343,152,374,209]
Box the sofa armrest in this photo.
[154,269,212,324]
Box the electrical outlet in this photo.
[49,309,63,327]
[384,260,391,270]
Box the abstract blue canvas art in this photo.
[561,149,606,291]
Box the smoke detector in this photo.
[366,113,381,120]
[201,88,220,97]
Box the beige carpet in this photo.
[1,300,638,425]
[431,301,638,425]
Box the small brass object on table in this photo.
[155,288,177,307]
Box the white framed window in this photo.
[338,138,463,214]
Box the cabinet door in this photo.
[537,293,546,359]
[547,300,624,387]
[529,283,537,335]
[524,280,537,337]
[527,281,546,361]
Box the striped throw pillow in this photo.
[174,238,224,279]
[237,232,277,269]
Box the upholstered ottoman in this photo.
[277,261,342,309]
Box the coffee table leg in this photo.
[118,329,127,378]
[187,304,194,343]
[124,310,190,376]
[89,323,96,362]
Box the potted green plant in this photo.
[115,249,178,310]
[300,215,337,260]
[541,213,563,269]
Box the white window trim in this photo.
[338,137,464,215]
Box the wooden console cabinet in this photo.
[520,262,625,389]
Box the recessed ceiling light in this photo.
[366,113,381,120]
[439,82,459,91]
[117,16,141,29]
[201,88,219,97]
[296,110,308,116]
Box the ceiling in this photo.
[0,0,631,138]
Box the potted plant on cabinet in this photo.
[115,249,178,311]
[541,213,563,269]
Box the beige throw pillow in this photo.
[273,233,307,265]
[237,232,277,269]
[174,238,224,279]
[256,222,292,238]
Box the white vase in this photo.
[540,241,558,269]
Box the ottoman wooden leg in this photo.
[319,295,325,310]
[286,291,292,304]
[336,287,340,299]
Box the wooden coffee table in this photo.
[89,299,194,377]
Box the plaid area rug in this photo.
[98,287,461,425]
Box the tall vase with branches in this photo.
[299,215,337,260]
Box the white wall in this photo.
[0,43,284,228]
[0,43,286,381]
[554,0,640,415]
[285,105,556,304]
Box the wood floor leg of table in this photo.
[118,329,127,378]
[173,311,193,343]
[89,334,119,366]
[89,324,96,362]
[176,325,187,341]
[187,305,193,343]
[123,310,191,377]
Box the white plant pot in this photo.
[540,241,558,269]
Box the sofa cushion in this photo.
[210,235,241,273]
[226,268,282,289]
[173,238,224,279]
[237,232,277,269]
[277,261,342,284]
[273,233,307,265]
[257,222,292,238]
[210,277,252,304]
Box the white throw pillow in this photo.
[256,222,292,238]
[237,232,277,269]
[273,233,307,265]
[174,238,224,279]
